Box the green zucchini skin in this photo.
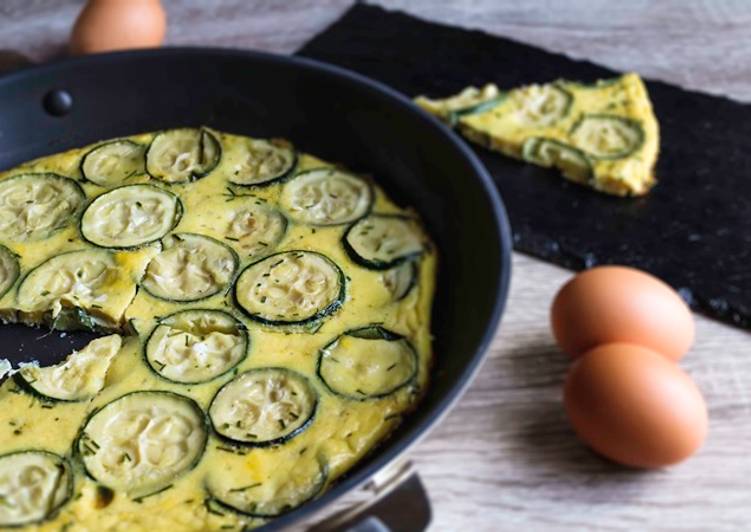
[316,325,419,401]
[0,244,20,299]
[145,128,222,184]
[232,250,346,327]
[208,459,328,518]
[11,373,81,404]
[570,113,645,160]
[447,93,506,126]
[227,139,298,188]
[79,139,146,187]
[208,367,318,448]
[342,214,424,271]
[76,390,209,492]
[521,137,594,182]
[143,308,249,385]
[78,183,183,250]
[392,260,418,301]
[0,173,86,242]
[140,233,240,303]
[0,450,74,528]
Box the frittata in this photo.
[0,128,436,531]
[415,72,660,196]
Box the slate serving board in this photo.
[296,2,751,331]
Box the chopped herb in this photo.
[225,236,239,242]
[386,363,397,371]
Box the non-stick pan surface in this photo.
[0,48,511,529]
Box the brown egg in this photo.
[70,0,166,55]
[551,266,694,360]
[564,343,708,468]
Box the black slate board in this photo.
[297,3,751,331]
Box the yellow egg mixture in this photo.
[0,129,436,530]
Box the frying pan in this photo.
[0,48,512,531]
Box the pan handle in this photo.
[307,460,432,532]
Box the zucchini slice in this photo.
[228,138,297,186]
[81,140,146,187]
[0,245,20,299]
[78,391,208,497]
[571,114,644,159]
[146,128,221,183]
[279,168,372,226]
[522,137,593,184]
[415,84,504,126]
[343,214,424,270]
[80,184,182,249]
[209,367,318,447]
[0,450,73,527]
[145,309,248,384]
[15,334,121,402]
[224,203,287,259]
[207,454,327,517]
[0,173,85,242]
[511,83,572,127]
[382,260,418,302]
[16,249,123,324]
[233,251,345,326]
[317,326,418,400]
[141,233,238,302]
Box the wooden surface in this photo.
[2,1,751,530]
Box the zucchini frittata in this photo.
[415,73,660,196]
[0,128,436,531]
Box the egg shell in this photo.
[564,342,708,469]
[551,266,694,360]
[70,0,166,55]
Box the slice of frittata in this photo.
[415,73,660,196]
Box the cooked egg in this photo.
[70,0,166,55]
[551,266,694,360]
[564,343,707,468]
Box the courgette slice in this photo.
[207,454,327,517]
[81,140,146,187]
[343,214,424,270]
[78,391,208,497]
[224,203,288,259]
[317,326,418,400]
[0,450,73,527]
[227,138,297,186]
[80,184,182,249]
[209,367,318,447]
[15,335,121,402]
[16,249,124,327]
[511,83,572,127]
[0,173,85,241]
[522,137,593,184]
[145,309,248,384]
[570,114,645,159]
[415,84,503,126]
[146,128,221,183]
[233,251,345,326]
[279,168,372,226]
[382,260,418,302]
[0,245,20,299]
[140,233,238,302]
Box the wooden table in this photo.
[4,1,750,529]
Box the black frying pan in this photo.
[0,48,512,531]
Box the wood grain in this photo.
[1,1,750,530]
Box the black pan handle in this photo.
[307,461,432,532]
